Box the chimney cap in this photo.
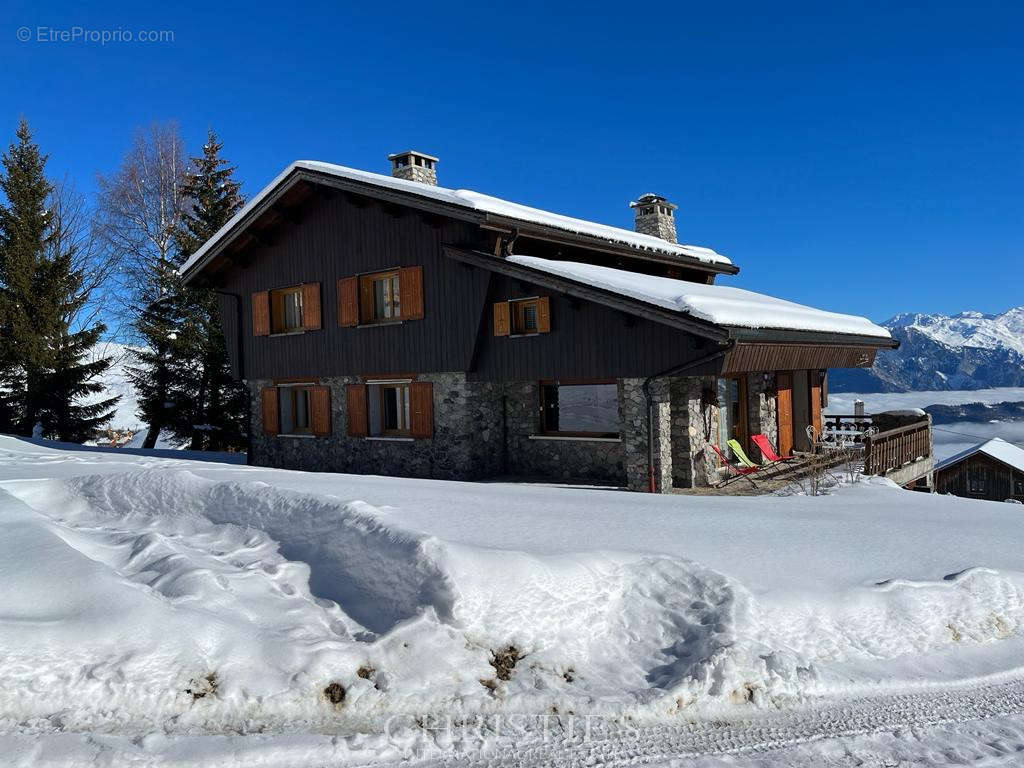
[388,149,439,164]
[629,193,677,210]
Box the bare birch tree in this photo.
[93,123,187,447]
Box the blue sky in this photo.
[4,0,1021,321]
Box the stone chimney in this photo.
[388,150,438,185]
[629,193,677,243]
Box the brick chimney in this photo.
[388,150,438,185]
[629,193,677,243]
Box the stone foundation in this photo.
[248,372,782,492]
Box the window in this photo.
[717,377,748,459]
[371,271,401,321]
[511,298,540,334]
[270,286,303,333]
[540,382,618,437]
[368,381,411,436]
[278,385,313,435]
[1015,477,1024,496]
[968,467,987,494]
[339,267,422,328]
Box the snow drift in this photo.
[5,439,1024,743]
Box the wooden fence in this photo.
[821,414,874,447]
[863,420,932,476]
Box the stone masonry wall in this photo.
[249,373,504,481]
[249,372,779,492]
[746,372,778,460]
[502,381,626,485]
[250,374,626,485]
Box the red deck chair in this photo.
[751,433,793,465]
[711,444,759,488]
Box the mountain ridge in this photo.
[831,306,1024,393]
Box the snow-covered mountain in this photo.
[831,307,1024,392]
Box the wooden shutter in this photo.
[399,266,424,320]
[493,301,510,336]
[301,283,321,330]
[346,384,368,437]
[536,296,551,333]
[410,381,434,439]
[338,277,359,327]
[776,372,793,457]
[261,387,279,435]
[252,291,270,336]
[359,276,374,324]
[310,385,331,436]
[808,371,823,440]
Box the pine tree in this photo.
[36,217,119,442]
[124,257,188,448]
[167,130,248,451]
[0,118,58,435]
[0,118,119,441]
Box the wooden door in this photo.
[808,371,823,442]
[776,372,793,457]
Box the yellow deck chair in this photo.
[727,438,760,469]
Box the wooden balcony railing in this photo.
[863,420,932,476]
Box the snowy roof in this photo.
[935,437,1024,474]
[508,255,893,339]
[180,161,731,278]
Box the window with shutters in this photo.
[510,298,540,334]
[278,385,314,435]
[343,267,423,326]
[539,381,619,438]
[494,296,550,337]
[367,381,411,437]
[270,286,304,333]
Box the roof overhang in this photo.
[182,166,735,284]
[443,246,731,342]
[444,246,897,371]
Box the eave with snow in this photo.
[181,151,899,492]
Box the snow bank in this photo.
[3,437,1024,752]
[508,255,892,338]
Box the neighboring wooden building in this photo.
[180,151,898,491]
[933,438,1024,503]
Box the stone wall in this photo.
[670,376,722,488]
[249,374,626,485]
[502,381,626,485]
[248,372,781,492]
[621,378,673,492]
[746,372,778,459]
[249,373,504,481]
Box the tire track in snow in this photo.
[397,677,1024,767]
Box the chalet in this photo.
[180,151,898,492]
[933,438,1024,503]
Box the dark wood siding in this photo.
[469,273,724,381]
[214,194,492,380]
[935,453,1024,503]
[210,194,726,383]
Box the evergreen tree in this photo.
[167,130,248,451]
[124,257,188,447]
[0,118,58,435]
[0,118,118,441]
[36,215,119,442]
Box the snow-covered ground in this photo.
[4,435,1024,766]
[827,387,1024,460]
